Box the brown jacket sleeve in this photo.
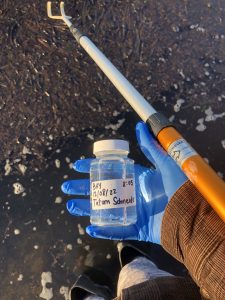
[161,180,225,299]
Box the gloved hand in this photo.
[61,122,187,244]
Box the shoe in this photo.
[70,268,113,300]
[117,241,152,268]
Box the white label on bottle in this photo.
[91,178,136,210]
[167,139,197,167]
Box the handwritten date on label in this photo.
[91,179,136,210]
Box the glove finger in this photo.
[73,159,93,173]
[61,179,90,195]
[136,122,167,167]
[86,225,138,240]
[66,199,90,216]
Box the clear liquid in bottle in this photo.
[90,140,137,226]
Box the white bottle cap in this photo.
[93,139,129,155]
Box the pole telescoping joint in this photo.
[70,26,84,43]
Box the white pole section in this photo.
[79,36,156,122]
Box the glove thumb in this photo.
[136,122,167,168]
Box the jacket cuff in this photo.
[161,180,225,299]
[161,180,196,261]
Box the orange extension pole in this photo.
[158,127,225,222]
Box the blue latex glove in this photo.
[61,122,187,244]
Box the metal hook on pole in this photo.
[47,1,72,27]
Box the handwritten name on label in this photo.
[91,178,136,210]
[168,139,197,167]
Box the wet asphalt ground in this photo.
[0,1,225,299]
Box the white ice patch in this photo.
[221,140,225,149]
[189,24,206,33]
[217,171,224,178]
[87,133,94,140]
[159,57,166,63]
[196,26,206,33]
[17,274,23,281]
[4,159,12,176]
[14,229,20,235]
[22,146,31,155]
[113,110,120,116]
[13,183,25,195]
[65,157,70,163]
[190,24,199,30]
[77,224,85,235]
[105,118,125,131]
[77,238,82,245]
[196,107,225,131]
[66,244,73,250]
[59,286,69,300]
[40,272,53,300]
[18,164,27,175]
[55,197,62,204]
[169,115,175,122]
[47,219,52,226]
[174,99,185,112]
[196,118,206,131]
[106,254,111,260]
[178,69,185,79]
[172,25,179,32]
[55,159,61,169]
[179,119,187,125]
[205,107,225,122]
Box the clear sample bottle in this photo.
[90,139,137,226]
